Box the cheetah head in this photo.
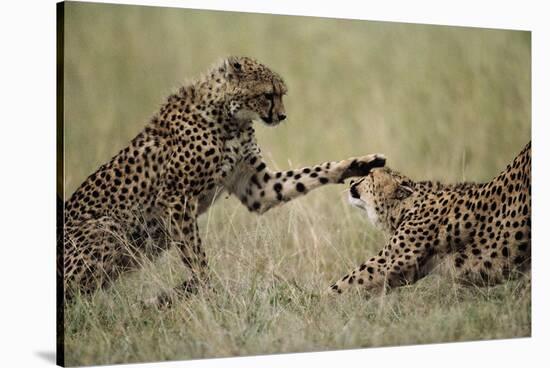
[222,56,288,127]
[349,167,415,232]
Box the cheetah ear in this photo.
[224,57,244,79]
[395,182,414,199]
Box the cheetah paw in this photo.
[340,153,386,182]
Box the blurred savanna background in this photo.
[61,2,531,366]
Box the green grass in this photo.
[61,2,531,366]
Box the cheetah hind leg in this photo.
[444,243,530,287]
[63,217,140,300]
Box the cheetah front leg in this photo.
[329,227,438,295]
[230,153,386,214]
[147,192,209,306]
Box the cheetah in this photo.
[329,141,531,295]
[61,56,386,302]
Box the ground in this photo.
[62,3,531,366]
[65,207,531,365]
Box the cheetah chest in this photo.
[196,133,254,214]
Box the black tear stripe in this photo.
[267,92,274,121]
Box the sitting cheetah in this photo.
[62,56,386,302]
[329,141,531,294]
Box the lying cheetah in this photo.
[62,56,386,302]
[329,142,531,294]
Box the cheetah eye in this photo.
[264,92,274,99]
[395,184,414,200]
[233,62,242,70]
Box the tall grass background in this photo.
[61,2,531,366]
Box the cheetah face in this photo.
[349,168,414,231]
[233,84,287,127]
[224,57,288,127]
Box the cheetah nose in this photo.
[350,184,360,199]
[277,114,286,121]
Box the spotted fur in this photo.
[62,56,386,301]
[330,142,531,295]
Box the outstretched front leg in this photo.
[229,152,386,214]
[328,225,439,295]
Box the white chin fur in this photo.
[234,110,260,122]
[348,195,366,210]
[348,194,380,228]
[259,119,281,127]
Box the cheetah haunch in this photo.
[62,56,386,302]
[330,142,531,295]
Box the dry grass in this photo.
[61,2,531,366]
